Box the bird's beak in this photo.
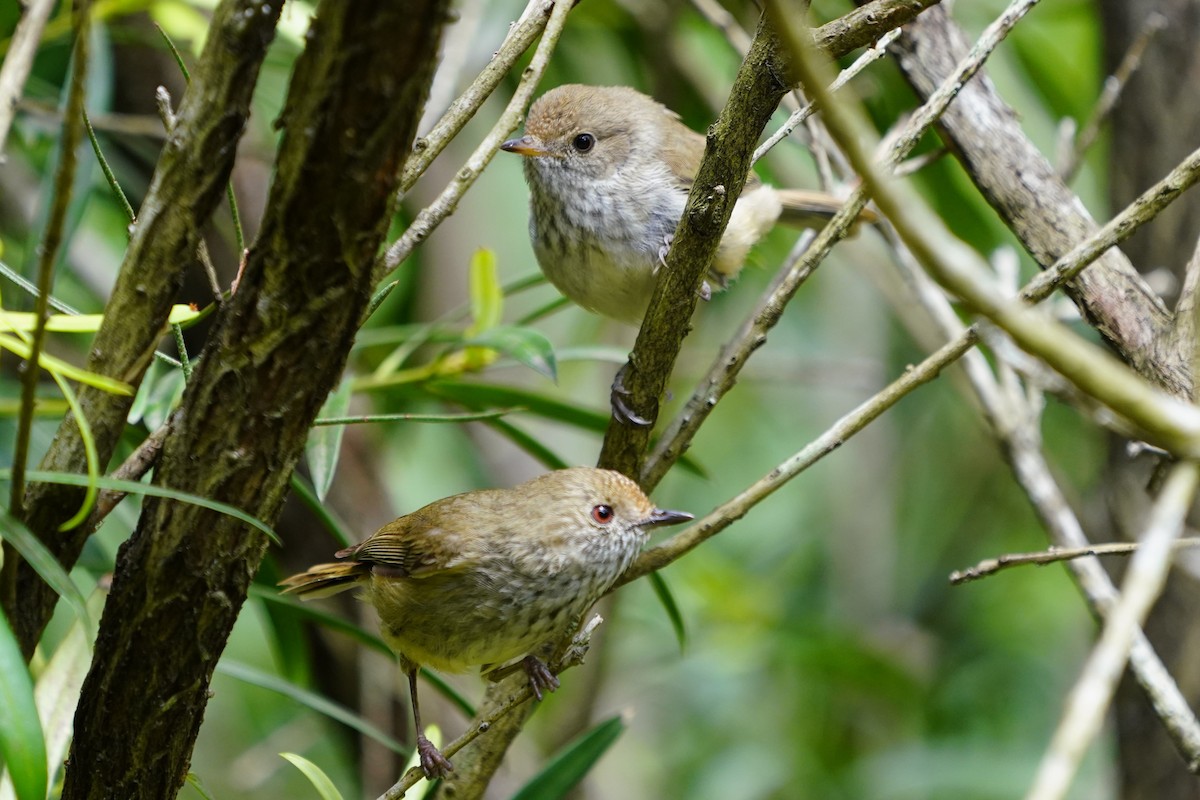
[643,508,693,528]
[501,135,553,158]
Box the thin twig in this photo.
[399,0,555,195]
[378,616,603,800]
[379,0,573,275]
[951,538,1200,584]
[1058,12,1166,184]
[11,0,91,519]
[752,27,900,166]
[0,0,56,159]
[1028,462,1200,800]
[775,0,1200,458]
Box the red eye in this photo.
[591,504,614,524]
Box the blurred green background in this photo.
[0,1,1118,797]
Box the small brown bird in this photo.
[280,467,691,779]
[502,84,871,324]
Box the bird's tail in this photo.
[775,188,878,229]
[279,561,371,599]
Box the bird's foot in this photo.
[610,362,651,427]
[656,234,674,271]
[417,734,453,779]
[522,655,560,701]
[698,280,712,302]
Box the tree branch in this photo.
[10,0,283,656]
[60,3,450,797]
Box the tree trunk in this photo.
[59,1,450,797]
[1098,1,1200,798]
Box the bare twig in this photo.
[10,0,91,520]
[1028,462,1200,800]
[951,538,1200,584]
[379,616,604,800]
[752,28,900,166]
[775,0,1200,457]
[379,0,572,275]
[0,0,56,159]
[399,0,555,195]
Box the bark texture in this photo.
[8,0,281,657]
[1099,1,1200,798]
[59,1,450,797]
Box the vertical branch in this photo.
[61,1,451,797]
[2,0,90,611]
[597,15,789,478]
[9,0,283,657]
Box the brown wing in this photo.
[335,498,484,578]
[658,109,763,194]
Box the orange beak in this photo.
[501,135,553,158]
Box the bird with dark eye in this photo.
[571,133,595,152]
[591,504,613,523]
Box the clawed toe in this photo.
[417,734,453,779]
[610,362,652,427]
[522,655,561,701]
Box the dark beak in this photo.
[643,508,693,528]
[501,135,553,158]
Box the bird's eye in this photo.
[591,504,614,524]
[572,133,596,153]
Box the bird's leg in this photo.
[521,655,560,701]
[610,361,652,427]
[405,662,453,779]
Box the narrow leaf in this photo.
[466,249,502,335]
[216,660,406,754]
[8,470,278,543]
[484,418,570,471]
[0,333,132,395]
[424,381,609,432]
[0,611,47,800]
[280,753,345,800]
[0,513,93,639]
[465,325,557,381]
[0,305,200,333]
[648,572,686,652]
[306,379,353,501]
[510,716,625,800]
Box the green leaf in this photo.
[32,590,101,793]
[184,773,216,800]
[648,571,686,652]
[0,610,47,800]
[0,333,132,395]
[280,753,345,800]
[0,512,93,640]
[466,325,557,381]
[216,660,406,754]
[510,716,625,800]
[423,381,609,432]
[306,378,353,501]
[466,249,502,335]
[484,418,570,471]
[7,470,278,544]
[288,474,355,550]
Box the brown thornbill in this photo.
[280,467,692,779]
[502,84,876,325]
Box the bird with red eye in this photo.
[280,467,691,780]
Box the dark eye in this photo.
[591,504,614,524]
[572,133,595,153]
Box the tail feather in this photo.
[775,188,878,229]
[279,561,371,600]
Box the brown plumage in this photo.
[502,84,875,323]
[280,467,691,779]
